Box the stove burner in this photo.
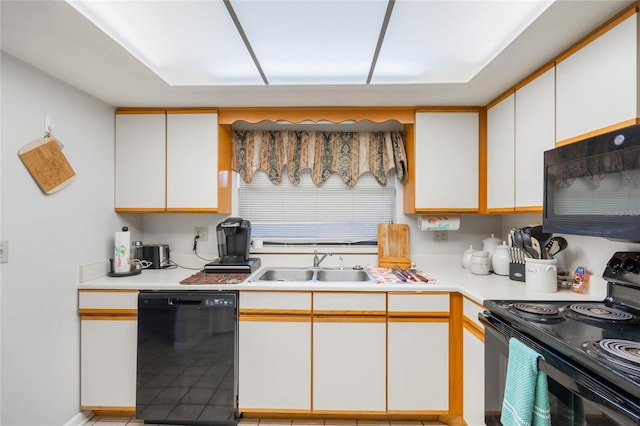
[569,304,634,321]
[584,339,640,376]
[512,303,559,316]
[599,339,640,365]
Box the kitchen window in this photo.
[238,169,397,249]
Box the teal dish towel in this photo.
[500,338,551,426]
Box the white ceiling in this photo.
[0,0,635,108]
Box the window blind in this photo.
[238,169,396,243]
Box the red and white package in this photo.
[572,266,589,294]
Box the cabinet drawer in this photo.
[240,291,311,313]
[463,297,485,326]
[388,292,449,313]
[78,290,138,311]
[313,292,386,315]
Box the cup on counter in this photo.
[525,258,558,293]
[470,251,490,275]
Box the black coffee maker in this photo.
[204,217,261,273]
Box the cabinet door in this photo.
[486,94,515,211]
[313,319,386,412]
[556,14,637,142]
[81,319,137,408]
[115,113,166,210]
[463,328,485,426]
[515,67,555,210]
[238,319,311,410]
[462,297,485,426]
[166,113,219,210]
[414,112,479,210]
[388,320,449,412]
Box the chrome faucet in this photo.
[313,250,332,268]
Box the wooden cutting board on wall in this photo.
[378,224,411,268]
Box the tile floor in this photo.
[86,416,445,426]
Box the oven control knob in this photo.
[621,258,640,273]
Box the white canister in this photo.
[462,245,474,269]
[491,241,510,276]
[525,258,558,293]
[482,234,501,271]
[470,251,490,275]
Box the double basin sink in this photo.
[250,267,375,283]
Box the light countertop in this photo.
[78,255,607,305]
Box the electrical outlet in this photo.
[433,231,448,242]
[0,240,8,263]
[194,227,208,242]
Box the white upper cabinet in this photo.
[414,112,479,211]
[556,14,637,143]
[514,67,556,210]
[486,93,515,211]
[166,112,219,210]
[115,111,220,211]
[115,113,166,210]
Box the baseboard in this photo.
[64,410,93,426]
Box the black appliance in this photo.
[142,244,171,269]
[543,124,640,241]
[480,251,640,425]
[204,218,260,274]
[136,291,238,425]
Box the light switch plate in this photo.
[0,240,8,263]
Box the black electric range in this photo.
[482,252,640,425]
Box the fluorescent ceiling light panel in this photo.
[230,0,389,85]
[66,0,263,85]
[372,0,554,84]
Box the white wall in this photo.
[0,53,127,425]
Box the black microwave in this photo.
[543,123,640,241]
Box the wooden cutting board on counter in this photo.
[378,224,411,268]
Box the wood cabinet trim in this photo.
[240,308,311,316]
[79,308,137,315]
[463,317,485,342]
[240,314,311,322]
[80,313,137,321]
[312,315,387,323]
[515,206,543,214]
[115,207,166,213]
[449,293,463,416]
[82,407,136,416]
[217,107,416,125]
[387,316,448,323]
[555,118,640,147]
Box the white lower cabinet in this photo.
[388,320,449,412]
[463,297,486,426]
[387,293,450,413]
[238,291,312,412]
[78,290,138,411]
[81,319,138,408]
[312,319,386,412]
[312,292,387,412]
[239,319,311,410]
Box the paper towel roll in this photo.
[418,215,460,231]
[114,228,131,273]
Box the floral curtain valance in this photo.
[232,130,407,186]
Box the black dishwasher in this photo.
[136,291,238,425]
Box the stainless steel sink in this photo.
[255,269,315,282]
[251,268,374,283]
[315,269,371,282]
